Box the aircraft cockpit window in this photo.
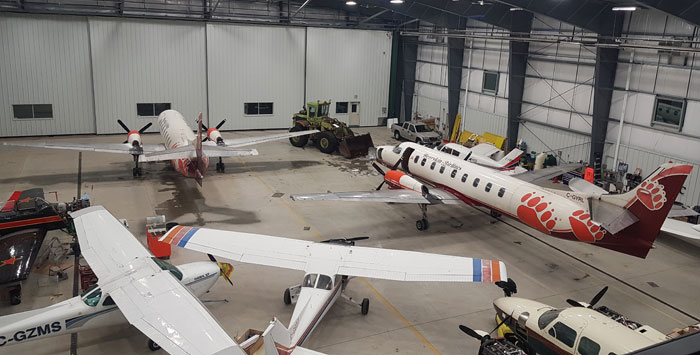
[549,321,576,348]
[578,337,601,355]
[81,285,102,307]
[442,147,453,155]
[152,257,183,280]
[537,309,561,329]
[436,143,445,150]
[316,275,333,290]
[393,146,402,155]
[303,274,318,288]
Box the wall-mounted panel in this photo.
[90,18,207,134]
[0,14,95,136]
[306,27,392,126]
[207,23,305,130]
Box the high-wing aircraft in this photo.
[436,142,524,170]
[292,142,692,258]
[159,225,509,354]
[2,110,317,185]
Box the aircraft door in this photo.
[401,147,415,172]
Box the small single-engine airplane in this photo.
[292,142,692,258]
[2,110,316,185]
[159,224,509,354]
[460,286,671,355]
[436,142,524,171]
[0,206,324,355]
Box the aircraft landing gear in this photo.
[215,157,225,173]
[283,285,300,305]
[132,155,143,177]
[341,293,370,315]
[416,204,429,231]
[148,339,161,351]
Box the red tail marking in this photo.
[1,191,21,212]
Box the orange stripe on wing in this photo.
[161,225,183,244]
[491,260,501,282]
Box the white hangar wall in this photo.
[0,13,392,137]
[0,15,95,136]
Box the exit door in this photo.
[349,102,360,127]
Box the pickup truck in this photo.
[391,121,441,145]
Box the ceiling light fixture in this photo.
[390,0,404,4]
[346,0,357,4]
[612,6,637,11]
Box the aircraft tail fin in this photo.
[196,112,203,163]
[599,163,692,257]
[262,317,295,355]
[1,191,22,212]
[496,148,524,169]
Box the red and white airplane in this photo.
[2,110,316,186]
[292,142,693,258]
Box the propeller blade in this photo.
[123,140,128,144]
[215,119,227,129]
[138,122,153,134]
[566,299,585,307]
[372,162,386,176]
[458,325,484,341]
[207,253,217,262]
[207,253,234,286]
[117,119,130,133]
[489,312,512,336]
[589,286,608,308]
[391,157,402,170]
[375,181,385,191]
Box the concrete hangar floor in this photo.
[0,126,699,355]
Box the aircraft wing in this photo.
[160,226,507,283]
[661,218,700,240]
[141,144,258,162]
[71,206,244,355]
[215,129,319,148]
[290,187,462,205]
[2,141,165,154]
[510,163,584,184]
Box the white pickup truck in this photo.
[391,121,441,145]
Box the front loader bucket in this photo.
[339,133,374,158]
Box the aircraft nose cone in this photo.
[493,297,518,316]
[493,297,549,321]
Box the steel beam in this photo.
[360,8,389,24]
[506,10,532,150]
[635,0,700,27]
[402,39,418,122]
[447,17,466,138]
[291,0,311,19]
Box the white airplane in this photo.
[0,206,320,355]
[292,142,693,258]
[158,225,509,354]
[2,110,316,185]
[436,142,524,171]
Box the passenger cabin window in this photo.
[548,322,577,348]
[430,162,436,170]
[439,166,445,174]
[485,182,493,192]
[152,257,183,280]
[81,285,102,307]
[461,174,468,183]
[578,337,601,355]
[316,275,333,290]
[303,274,318,288]
[473,178,480,187]
[498,187,506,197]
[451,169,457,178]
[421,158,427,166]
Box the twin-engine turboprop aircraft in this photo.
[292,142,692,258]
[2,110,316,186]
[159,225,509,354]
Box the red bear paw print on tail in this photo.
[569,210,606,242]
[636,179,666,211]
[516,192,557,234]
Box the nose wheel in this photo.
[132,155,143,177]
[215,157,225,173]
[416,204,429,231]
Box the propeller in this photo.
[117,119,152,143]
[459,312,513,342]
[372,155,403,191]
[495,278,518,297]
[201,119,227,142]
[566,286,608,308]
[207,253,234,286]
[320,236,370,246]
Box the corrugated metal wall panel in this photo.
[0,14,95,136]
[89,18,206,134]
[306,27,392,126]
[461,107,507,137]
[207,23,305,130]
[519,121,591,164]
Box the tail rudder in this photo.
[263,317,294,355]
[1,191,21,212]
[196,112,203,162]
[497,148,524,169]
[601,163,692,257]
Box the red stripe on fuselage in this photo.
[0,215,63,230]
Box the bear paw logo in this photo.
[636,179,666,211]
[516,192,557,233]
[569,210,606,242]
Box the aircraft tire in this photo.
[289,125,309,147]
[9,289,21,305]
[416,219,429,231]
[361,298,369,315]
[148,339,161,351]
[284,288,292,305]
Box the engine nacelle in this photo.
[207,128,224,145]
[384,170,425,193]
[127,131,142,147]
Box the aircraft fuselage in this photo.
[156,110,210,179]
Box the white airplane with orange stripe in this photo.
[2,110,316,186]
[292,142,693,258]
[159,225,509,354]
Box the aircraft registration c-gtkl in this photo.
[158,225,509,355]
[2,110,317,186]
[291,142,693,258]
[0,206,322,355]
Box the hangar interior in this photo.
[1,0,700,354]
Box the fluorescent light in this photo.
[612,6,637,11]
[390,0,404,3]
[346,0,356,4]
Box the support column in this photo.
[506,10,532,151]
[388,31,401,120]
[401,38,418,123]
[590,46,619,169]
[447,34,465,137]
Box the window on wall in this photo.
[137,103,171,117]
[652,97,685,129]
[336,102,349,114]
[482,71,499,94]
[13,104,53,119]
[245,102,274,115]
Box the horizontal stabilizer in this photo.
[591,198,639,234]
[569,178,608,195]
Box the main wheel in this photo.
[361,298,370,315]
[284,288,292,305]
[289,125,310,147]
[394,131,401,140]
[9,288,21,305]
[317,131,338,154]
[219,163,225,172]
[148,339,161,351]
[416,219,429,231]
[132,167,139,177]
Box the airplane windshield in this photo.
[303,274,318,288]
[538,309,561,330]
[316,275,333,290]
[152,257,183,280]
[81,285,102,307]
